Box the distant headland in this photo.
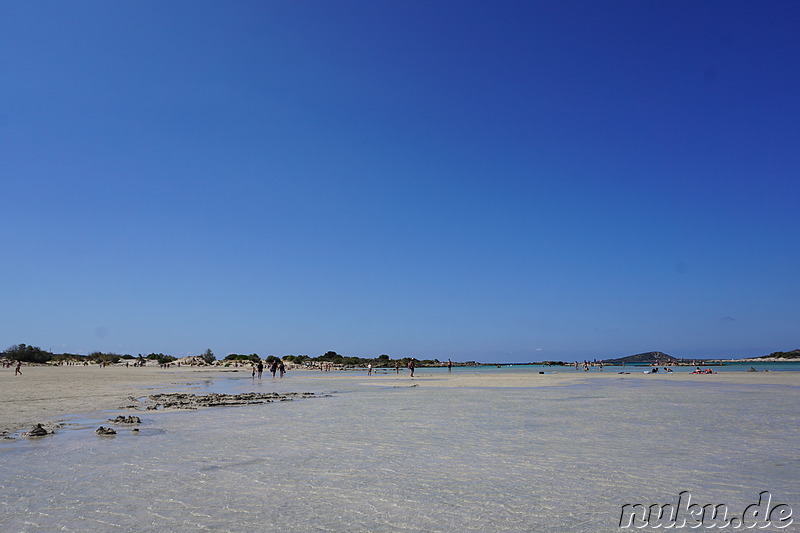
[714,349,800,363]
[601,351,685,365]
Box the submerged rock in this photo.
[108,415,142,424]
[141,391,325,410]
[26,424,50,437]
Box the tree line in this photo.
[762,349,800,359]
[0,344,216,366]
[2,344,445,367]
[223,351,441,367]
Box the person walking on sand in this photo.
[408,358,415,377]
[15,361,22,376]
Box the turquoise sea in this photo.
[1,367,798,532]
[393,360,800,374]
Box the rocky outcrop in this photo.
[108,415,141,424]
[95,426,116,435]
[172,355,210,366]
[141,391,321,410]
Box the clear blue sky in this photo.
[2,1,798,362]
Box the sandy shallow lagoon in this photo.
[1,366,798,531]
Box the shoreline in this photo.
[717,357,800,362]
[0,365,228,437]
[2,364,799,437]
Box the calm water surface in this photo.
[1,372,798,532]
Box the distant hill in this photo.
[754,349,800,360]
[603,351,683,364]
[717,348,800,363]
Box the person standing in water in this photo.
[278,360,285,378]
[447,359,452,372]
[408,358,415,377]
[270,359,278,378]
[257,360,264,380]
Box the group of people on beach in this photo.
[364,358,417,376]
[647,367,674,373]
[2,361,23,375]
[575,361,604,372]
[1,361,24,375]
[252,360,285,380]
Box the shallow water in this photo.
[428,360,800,374]
[1,373,798,532]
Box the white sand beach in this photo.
[0,364,224,436]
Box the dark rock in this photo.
[109,415,141,424]
[27,424,50,437]
[95,426,116,435]
[144,391,321,410]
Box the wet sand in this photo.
[306,367,800,389]
[0,365,225,436]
